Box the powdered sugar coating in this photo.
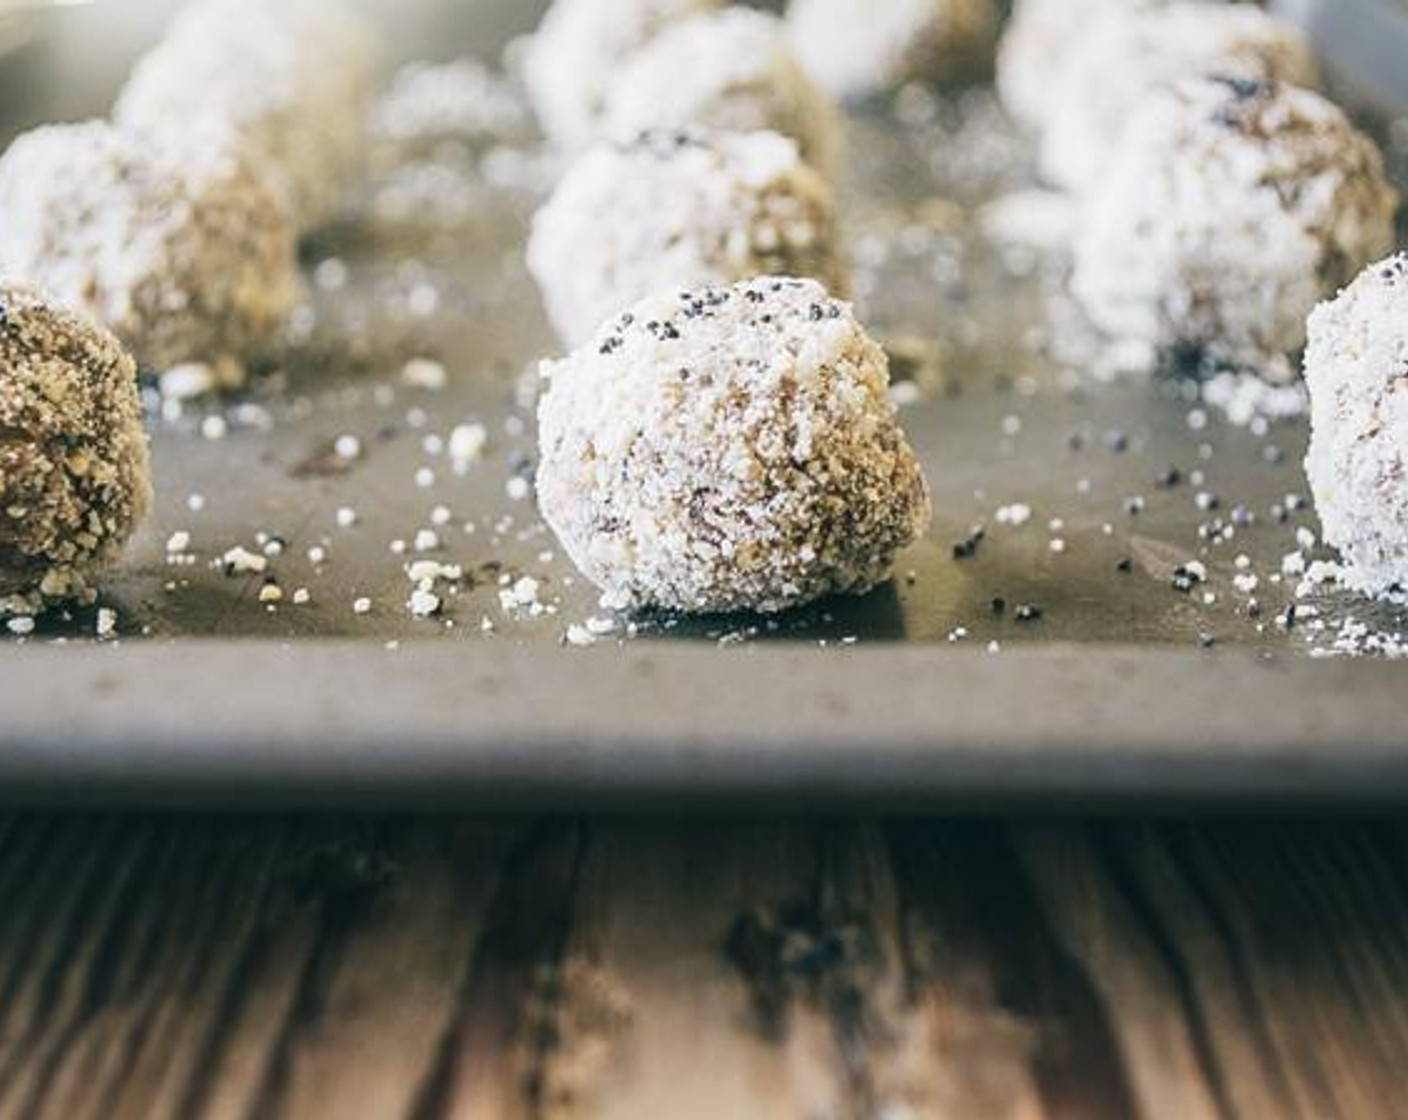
[1040,3,1317,193]
[787,0,997,102]
[0,120,303,374]
[527,129,850,347]
[0,284,152,616]
[1072,78,1395,380]
[115,0,376,227]
[997,0,1184,131]
[602,9,843,178]
[522,0,720,151]
[536,277,931,614]
[1305,255,1408,595]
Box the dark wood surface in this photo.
[0,816,1405,1119]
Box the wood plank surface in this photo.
[0,817,1404,1120]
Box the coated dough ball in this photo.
[1305,254,1408,596]
[536,277,931,614]
[116,0,376,228]
[527,129,850,347]
[1071,78,1395,379]
[1040,3,1317,193]
[522,0,720,151]
[0,284,152,616]
[0,120,304,374]
[602,9,843,178]
[997,0,1180,131]
[786,0,997,102]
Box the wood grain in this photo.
[0,817,1405,1120]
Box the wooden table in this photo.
[0,816,1404,1119]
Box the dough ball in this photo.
[115,0,376,228]
[997,0,1178,131]
[521,0,720,152]
[786,0,998,102]
[1039,3,1317,193]
[1305,254,1408,596]
[536,277,931,614]
[602,9,843,178]
[0,119,304,374]
[1071,78,1395,379]
[527,129,850,347]
[0,284,152,616]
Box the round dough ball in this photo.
[522,0,720,152]
[0,119,304,374]
[786,0,997,102]
[602,9,843,179]
[1071,78,1395,379]
[997,0,1178,131]
[1039,3,1317,193]
[527,129,850,347]
[0,284,152,616]
[537,277,931,614]
[1305,254,1408,596]
[115,0,376,228]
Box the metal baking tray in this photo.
[2,0,1407,808]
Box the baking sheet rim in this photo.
[0,641,1402,808]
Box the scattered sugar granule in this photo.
[406,560,463,583]
[565,624,597,647]
[335,506,358,528]
[449,423,487,463]
[499,575,542,614]
[353,597,373,615]
[401,357,448,390]
[220,546,268,575]
[995,503,1032,527]
[96,607,118,640]
[408,587,441,618]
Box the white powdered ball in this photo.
[602,8,843,178]
[1305,255,1408,596]
[0,120,304,373]
[115,0,376,228]
[0,284,152,615]
[527,129,849,347]
[787,0,997,102]
[1072,78,1396,380]
[537,277,931,614]
[1039,3,1317,193]
[997,0,1185,131]
[521,0,720,152]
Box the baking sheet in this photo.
[1,0,1406,807]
